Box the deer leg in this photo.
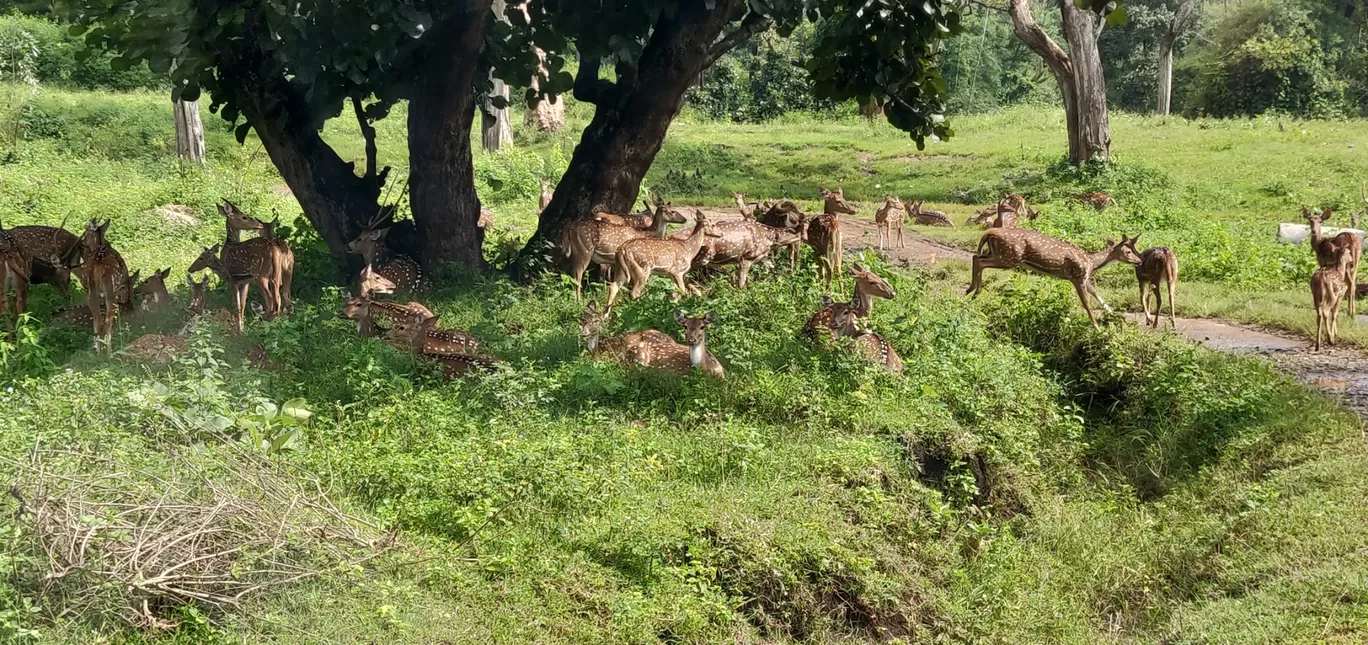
[605,270,625,308]
[1167,279,1177,329]
[234,281,249,333]
[967,256,984,297]
[737,259,752,289]
[898,225,905,249]
[101,274,117,351]
[569,253,593,301]
[1085,281,1114,315]
[671,272,689,301]
[86,275,102,343]
[1074,281,1100,329]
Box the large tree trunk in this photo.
[408,14,490,270]
[173,99,204,163]
[516,0,761,270]
[1007,0,1110,165]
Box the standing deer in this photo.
[8,221,79,295]
[0,220,30,340]
[808,187,855,294]
[620,311,724,378]
[132,267,173,311]
[1313,238,1352,351]
[540,180,555,211]
[348,206,430,294]
[804,263,896,340]
[755,200,807,266]
[875,196,905,251]
[1135,247,1178,329]
[1304,207,1362,318]
[562,198,687,300]
[257,216,295,315]
[78,219,126,351]
[909,200,953,228]
[829,307,902,373]
[672,217,802,288]
[606,210,719,307]
[967,229,1143,328]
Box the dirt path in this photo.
[839,218,974,267]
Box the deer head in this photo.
[81,218,110,252]
[1104,235,1144,266]
[188,244,224,275]
[358,264,397,298]
[819,187,856,216]
[580,300,608,352]
[883,195,903,210]
[850,263,896,300]
[673,310,716,361]
[133,267,171,309]
[655,201,689,225]
[187,272,210,314]
[386,313,440,351]
[218,200,264,232]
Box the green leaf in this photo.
[109,57,134,72]
[235,122,253,145]
[1104,6,1128,26]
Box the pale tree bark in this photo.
[173,98,204,163]
[1007,0,1110,164]
[524,53,565,132]
[1157,0,1196,116]
[481,0,514,151]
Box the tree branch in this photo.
[351,95,378,180]
[706,12,772,67]
[572,53,613,104]
[1008,0,1072,81]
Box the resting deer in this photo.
[830,307,902,373]
[804,263,896,340]
[579,300,673,360]
[606,210,719,307]
[990,200,1020,229]
[0,220,30,340]
[672,216,802,288]
[384,313,483,357]
[734,192,761,219]
[808,187,855,294]
[968,229,1142,328]
[1077,192,1116,210]
[622,311,724,378]
[1003,193,1035,220]
[909,200,953,228]
[132,267,172,311]
[1135,247,1178,329]
[186,272,210,315]
[875,196,905,251]
[562,198,687,300]
[78,219,127,351]
[257,216,295,315]
[966,206,999,229]
[1313,238,1352,352]
[539,179,554,211]
[1304,207,1362,317]
[348,205,430,294]
[8,220,79,294]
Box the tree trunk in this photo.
[173,99,204,163]
[481,0,513,152]
[516,0,756,270]
[1007,0,1110,165]
[408,15,489,270]
[524,55,565,132]
[1156,34,1175,115]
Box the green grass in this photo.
[2,87,1368,644]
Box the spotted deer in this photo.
[804,263,896,340]
[348,206,430,294]
[734,192,761,219]
[968,230,1143,328]
[875,196,905,251]
[578,299,673,360]
[829,307,902,373]
[186,272,210,315]
[8,221,79,294]
[623,311,724,378]
[592,199,659,228]
[1135,247,1178,329]
[562,198,687,300]
[671,216,802,288]
[540,180,554,211]
[990,200,1020,229]
[1303,207,1361,317]
[0,219,30,340]
[606,210,719,307]
[78,219,126,351]
[808,187,855,294]
[755,200,807,266]
[908,200,953,228]
[1313,238,1352,351]
[257,216,295,315]
[384,313,483,357]
[1077,192,1116,210]
[132,267,172,311]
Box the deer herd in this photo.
[0,184,1358,383]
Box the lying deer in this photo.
[8,219,79,295]
[875,196,905,251]
[909,200,953,228]
[990,200,1020,229]
[562,198,687,300]
[186,272,210,315]
[132,267,172,311]
[540,179,554,211]
[384,313,483,357]
[1077,192,1116,210]
[606,210,719,307]
[1135,247,1178,329]
[829,307,902,373]
[1303,207,1361,317]
[579,299,673,360]
[809,187,855,294]
[967,229,1142,328]
[804,263,896,340]
[671,215,802,288]
[0,220,30,340]
[1313,238,1353,352]
[622,312,724,378]
[348,205,430,294]
[78,219,127,351]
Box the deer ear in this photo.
[159,267,171,278]
[703,311,716,325]
[129,269,141,283]
[674,311,687,325]
[1130,233,1141,246]
[340,288,352,299]
[1105,238,1117,247]
[821,295,834,307]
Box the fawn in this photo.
[875,196,905,251]
[1135,247,1178,329]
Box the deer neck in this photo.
[851,290,875,317]
[585,333,599,354]
[1085,248,1119,274]
[681,221,708,255]
[689,337,707,367]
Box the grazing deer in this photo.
[257,216,295,315]
[78,219,126,351]
[562,198,687,300]
[1135,247,1178,329]
[186,272,210,315]
[1313,239,1352,352]
[755,200,807,266]
[968,229,1143,328]
[348,206,430,294]
[829,307,902,373]
[734,192,761,219]
[132,267,172,311]
[804,263,896,340]
[540,180,554,211]
[0,220,30,340]
[875,196,905,251]
[606,210,719,307]
[1303,207,1362,317]
[8,221,79,294]
[1077,192,1116,210]
[621,311,724,378]
[672,217,802,288]
[384,312,483,357]
[908,200,953,228]
[808,187,855,294]
[578,300,673,360]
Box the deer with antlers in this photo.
[875,196,905,251]
[563,197,688,301]
[808,187,854,294]
[348,205,430,295]
[804,263,896,340]
[0,219,30,340]
[606,210,719,307]
[829,307,902,373]
[967,229,1143,328]
[1304,207,1362,318]
[77,219,127,351]
[1135,247,1178,329]
[908,200,953,228]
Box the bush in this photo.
[0,14,163,91]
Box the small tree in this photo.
[1156,0,1196,115]
[173,98,205,164]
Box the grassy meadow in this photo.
[1,87,1367,644]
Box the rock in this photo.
[150,204,199,227]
